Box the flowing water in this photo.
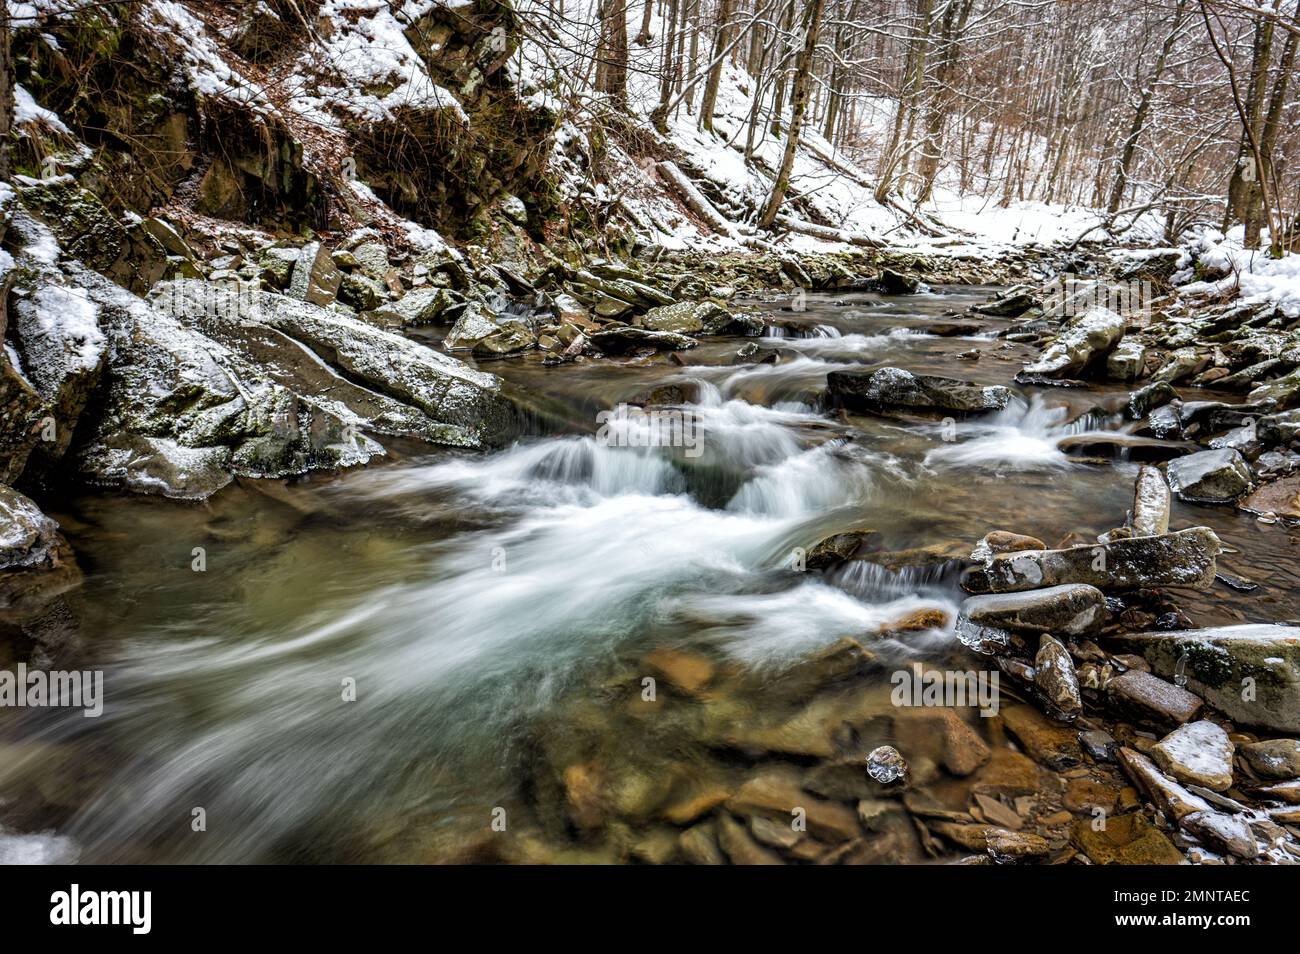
[3,287,1300,863]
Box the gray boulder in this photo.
[1166,448,1253,503]
[444,303,536,355]
[826,367,1011,414]
[1019,306,1126,379]
[1106,339,1147,381]
[589,327,697,353]
[961,526,1222,594]
[958,584,1106,638]
[1111,625,1300,733]
[287,242,342,306]
[0,484,60,571]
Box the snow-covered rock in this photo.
[1021,306,1126,378]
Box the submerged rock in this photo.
[1019,306,1126,379]
[961,527,1221,594]
[1166,448,1253,503]
[1071,809,1185,864]
[1112,625,1300,733]
[1239,475,1300,521]
[826,367,1011,414]
[1001,704,1082,769]
[1150,721,1235,792]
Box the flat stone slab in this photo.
[1111,625,1300,733]
[959,583,1105,637]
[1151,721,1234,792]
[961,527,1221,594]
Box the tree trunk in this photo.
[0,0,12,182]
[758,0,827,229]
[699,0,737,132]
[596,0,630,109]
[651,0,681,133]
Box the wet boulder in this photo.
[637,301,704,334]
[1106,339,1147,381]
[826,367,1010,415]
[1248,367,1300,411]
[443,303,536,355]
[961,526,1221,594]
[1018,306,1126,379]
[1035,633,1083,721]
[1257,409,1300,446]
[588,327,697,354]
[642,301,762,336]
[1111,625,1300,733]
[958,584,1106,639]
[1127,381,1178,419]
[82,278,384,498]
[973,286,1038,317]
[1108,669,1204,729]
[1239,739,1300,779]
[1240,475,1300,520]
[1166,448,1253,503]
[0,485,60,572]
[1152,347,1208,384]
[874,269,920,295]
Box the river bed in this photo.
[3,286,1298,863]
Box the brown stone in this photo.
[879,607,951,635]
[1071,813,1185,864]
[661,781,732,825]
[1107,670,1203,729]
[971,747,1043,797]
[678,820,726,865]
[894,708,991,777]
[716,813,784,865]
[1001,704,1083,769]
[642,647,715,696]
[1115,746,1212,821]
[563,761,606,830]
[1240,475,1300,521]
[1064,776,1122,813]
[726,766,861,843]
